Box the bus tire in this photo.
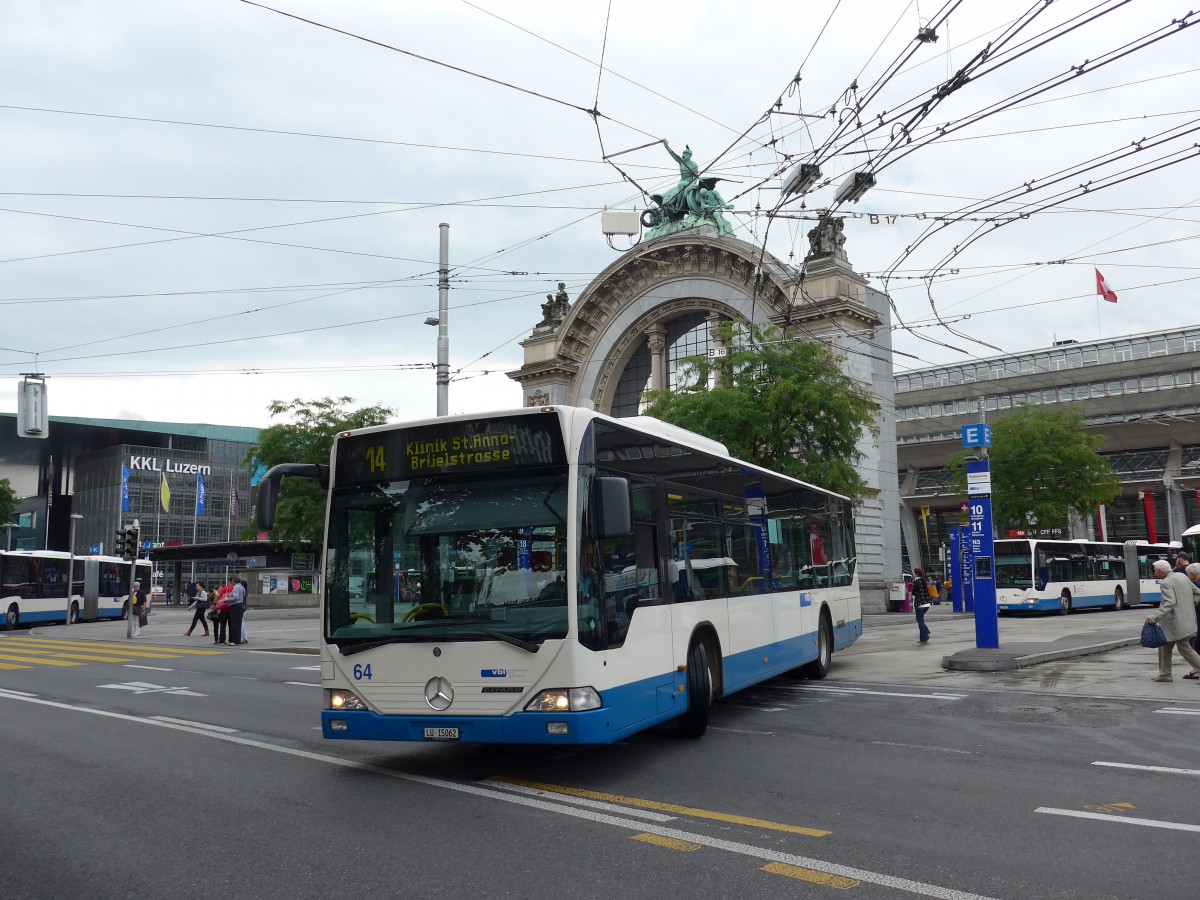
[68,602,79,625]
[1112,586,1124,611]
[5,604,18,631]
[1058,591,1072,615]
[121,600,130,620]
[677,641,712,738]
[802,614,833,679]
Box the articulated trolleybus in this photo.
[257,406,861,744]
[2,550,151,629]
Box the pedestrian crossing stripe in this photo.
[1,638,224,657]
[0,648,145,664]
[0,662,32,670]
[0,652,81,667]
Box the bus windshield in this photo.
[994,546,1033,589]
[325,470,569,649]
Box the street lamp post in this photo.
[67,513,83,624]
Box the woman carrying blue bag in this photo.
[1144,560,1200,683]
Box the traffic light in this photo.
[117,525,140,561]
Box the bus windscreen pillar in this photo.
[966,455,998,649]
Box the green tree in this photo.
[248,396,393,548]
[948,405,1119,532]
[0,477,18,527]
[640,322,879,499]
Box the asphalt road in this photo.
[2,606,1197,899]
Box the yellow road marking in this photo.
[0,653,81,667]
[0,649,134,664]
[0,662,32,670]
[487,777,831,837]
[763,862,859,889]
[630,833,701,852]
[0,643,183,660]
[10,639,223,657]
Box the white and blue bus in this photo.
[256,406,861,744]
[1,550,151,629]
[994,538,1178,614]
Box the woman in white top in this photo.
[184,583,210,638]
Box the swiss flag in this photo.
[1095,268,1118,304]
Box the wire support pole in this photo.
[437,223,450,417]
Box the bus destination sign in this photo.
[336,414,564,483]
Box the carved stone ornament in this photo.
[526,389,551,407]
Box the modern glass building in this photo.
[895,325,1200,570]
[0,414,258,563]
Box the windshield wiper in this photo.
[398,620,541,653]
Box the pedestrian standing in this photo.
[131,580,148,637]
[166,583,173,606]
[912,567,932,644]
[238,578,251,644]
[184,582,210,638]
[226,576,247,645]
[1146,560,1200,683]
[211,595,230,645]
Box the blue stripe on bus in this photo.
[13,609,66,624]
[322,619,863,744]
[998,593,1121,612]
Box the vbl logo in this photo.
[481,669,507,678]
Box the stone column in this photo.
[647,325,667,393]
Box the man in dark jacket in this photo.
[131,581,149,637]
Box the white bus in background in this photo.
[1,550,151,629]
[257,406,861,745]
[994,538,1179,614]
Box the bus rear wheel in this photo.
[677,641,712,738]
[801,615,833,679]
[68,602,80,624]
[5,604,18,631]
[1058,591,1072,615]
[120,600,130,620]
[1112,587,1124,611]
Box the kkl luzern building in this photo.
[895,327,1200,570]
[507,206,902,612]
[0,414,256,569]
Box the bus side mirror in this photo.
[256,464,329,531]
[595,476,631,539]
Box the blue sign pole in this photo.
[966,458,998,649]
[948,526,962,612]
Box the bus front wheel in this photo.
[1112,587,1124,611]
[120,600,130,620]
[5,604,18,631]
[677,641,712,738]
[68,602,79,625]
[1058,591,1072,615]
[802,615,833,679]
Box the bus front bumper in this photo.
[322,708,633,744]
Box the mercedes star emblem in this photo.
[424,676,454,711]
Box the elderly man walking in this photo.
[1145,560,1200,683]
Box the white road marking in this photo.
[285,681,321,687]
[1036,807,1200,834]
[0,690,999,900]
[724,703,787,712]
[873,741,974,755]
[125,665,173,671]
[1154,707,1200,716]
[1092,761,1200,777]
[291,665,321,671]
[0,687,37,697]
[708,726,778,736]
[149,716,238,733]
[483,779,677,822]
[778,685,967,700]
[97,681,206,697]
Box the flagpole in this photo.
[1096,295,1101,340]
[191,473,200,581]
[227,474,233,542]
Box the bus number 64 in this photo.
[353,664,373,681]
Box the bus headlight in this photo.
[524,687,601,712]
[327,689,367,711]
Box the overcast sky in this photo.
[3,1,1197,430]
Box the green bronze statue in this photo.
[641,141,734,239]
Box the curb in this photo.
[942,636,1141,671]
